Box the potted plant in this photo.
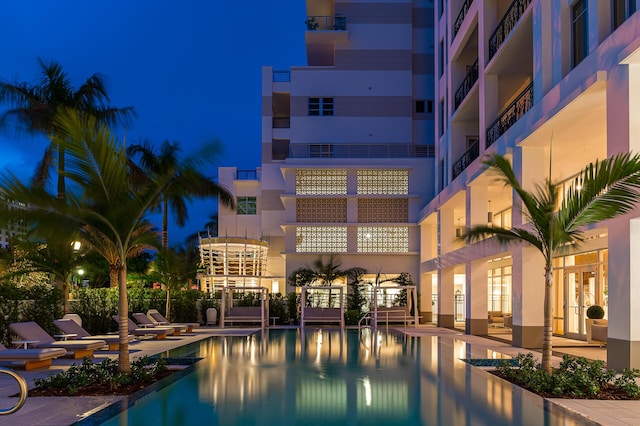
[586,305,606,343]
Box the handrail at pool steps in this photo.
[0,367,28,415]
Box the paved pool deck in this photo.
[0,325,633,426]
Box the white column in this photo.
[465,259,488,336]
[438,267,455,328]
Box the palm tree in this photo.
[150,244,200,321]
[127,140,235,248]
[0,108,169,373]
[288,255,366,287]
[464,153,640,372]
[0,58,136,198]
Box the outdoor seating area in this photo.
[371,285,419,328]
[300,286,345,328]
[9,322,107,359]
[112,316,175,340]
[146,309,200,332]
[219,286,269,328]
[0,343,67,371]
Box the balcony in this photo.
[486,82,533,148]
[488,0,532,61]
[289,144,435,159]
[453,0,474,39]
[451,139,479,180]
[272,117,290,129]
[454,59,478,111]
[236,170,258,180]
[272,70,290,82]
[305,15,347,31]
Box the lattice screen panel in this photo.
[357,226,409,252]
[296,169,347,195]
[296,226,347,252]
[357,169,408,194]
[297,198,347,222]
[357,198,408,222]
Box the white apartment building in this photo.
[211,0,435,306]
[425,0,640,369]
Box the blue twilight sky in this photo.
[0,0,306,244]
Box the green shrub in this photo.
[345,309,363,325]
[34,356,166,395]
[586,305,605,319]
[171,290,200,323]
[286,292,299,325]
[495,353,640,399]
[69,287,119,334]
[269,293,287,324]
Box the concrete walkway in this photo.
[0,325,635,425]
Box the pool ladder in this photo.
[0,367,28,415]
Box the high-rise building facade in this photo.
[212,0,436,305]
[424,0,640,369]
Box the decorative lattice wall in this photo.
[296,226,347,252]
[357,198,408,222]
[357,226,409,253]
[357,169,408,194]
[296,169,347,195]
[297,198,347,222]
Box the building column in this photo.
[438,267,455,328]
[606,63,640,370]
[465,259,488,336]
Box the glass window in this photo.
[237,196,257,215]
[572,0,588,67]
[613,0,636,29]
[415,100,425,113]
[308,97,334,116]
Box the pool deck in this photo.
[0,325,633,426]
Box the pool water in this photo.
[99,328,594,425]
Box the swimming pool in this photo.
[97,328,594,425]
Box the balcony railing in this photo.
[454,59,479,111]
[236,170,258,180]
[451,139,479,179]
[453,0,474,39]
[272,117,290,128]
[305,16,347,31]
[273,70,290,82]
[486,82,533,148]
[289,143,435,159]
[488,0,532,61]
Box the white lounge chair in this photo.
[9,322,107,359]
[112,316,175,340]
[0,343,66,370]
[146,309,200,332]
[132,313,185,335]
[54,319,136,351]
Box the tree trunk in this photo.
[542,259,554,373]
[165,288,171,322]
[109,266,118,288]
[162,199,168,248]
[55,275,69,314]
[117,263,131,373]
[57,143,65,200]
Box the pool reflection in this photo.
[108,329,593,426]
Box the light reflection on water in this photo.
[101,329,593,426]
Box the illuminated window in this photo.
[488,265,512,313]
[357,169,408,194]
[296,226,347,252]
[358,198,408,222]
[357,227,409,253]
[297,198,347,222]
[296,169,347,195]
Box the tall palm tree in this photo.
[127,140,235,248]
[464,153,640,372]
[0,58,136,198]
[0,108,168,373]
[150,244,200,321]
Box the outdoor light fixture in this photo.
[455,218,462,238]
[487,200,493,224]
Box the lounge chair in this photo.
[112,316,175,340]
[0,343,67,370]
[146,309,200,332]
[9,322,107,359]
[54,319,136,351]
[132,313,185,335]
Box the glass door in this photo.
[564,267,596,339]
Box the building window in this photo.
[357,226,409,253]
[297,198,347,222]
[572,0,588,67]
[237,196,257,215]
[357,169,408,194]
[308,97,334,116]
[439,39,445,76]
[416,100,425,113]
[439,99,445,136]
[613,0,636,29]
[296,226,347,252]
[427,100,433,113]
[309,144,333,157]
[296,169,347,195]
[488,265,512,313]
